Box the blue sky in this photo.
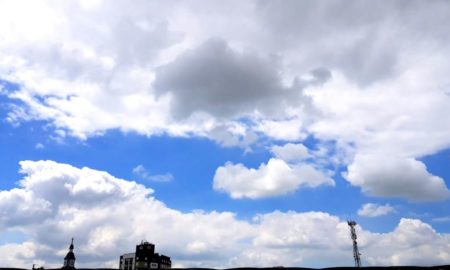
[1,109,449,230]
[1,0,450,268]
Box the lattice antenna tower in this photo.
[347,220,361,267]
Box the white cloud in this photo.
[431,216,450,223]
[0,0,179,139]
[154,38,314,119]
[307,68,450,200]
[0,1,450,201]
[208,122,257,148]
[364,218,450,266]
[357,203,395,218]
[0,2,450,267]
[214,142,334,199]
[35,143,45,149]
[344,154,450,202]
[213,158,334,199]
[0,242,47,269]
[271,143,309,162]
[0,188,52,228]
[132,165,174,182]
[1,160,253,268]
[255,119,307,142]
[0,1,316,144]
[0,160,449,268]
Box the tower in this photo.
[135,241,155,270]
[62,238,76,269]
[119,240,171,270]
[347,221,361,267]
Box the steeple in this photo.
[62,238,76,269]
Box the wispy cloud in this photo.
[132,165,173,182]
[432,216,450,223]
[358,203,395,217]
[35,143,44,149]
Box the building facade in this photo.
[120,241,171,270]
[120,253,136,270]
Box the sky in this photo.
[1,0,450,268]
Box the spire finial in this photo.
[69,238,74,251]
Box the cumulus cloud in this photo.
[0,160,252,268]
[255,0,450,85]
[255,119,307,141]
[308,69,450,200]
[0,160,449,267]
[0,0,183,139]
[0,242,47,269]
[363,218,450,266]
[255,0,450,201]
[207,122,258,148]
[357,203,395,218]
[271,143,310,162]
[344,155,450,202]
[213,158,334,199]
[0,189,52,228]
[0,1,319,143]
[1,0,450,201]
[238,215,450,267]
[154,38,312,119]
[214,142,335,199]
[132,165,174,182]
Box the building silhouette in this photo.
[62,238,76,269]
[119,241,171,270]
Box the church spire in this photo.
[62,238,76,269]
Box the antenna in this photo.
[347,220,361,267]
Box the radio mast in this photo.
[347,220,361,267]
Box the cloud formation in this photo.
[1,1,450,201]
[357,203,395,218]
[214,143,335,199]
[345,155,450,202]
[0,161,449,268]
[271,143,310,162]
[132,165,174,182]
[154,38,313,119]
[213,158,334,199]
